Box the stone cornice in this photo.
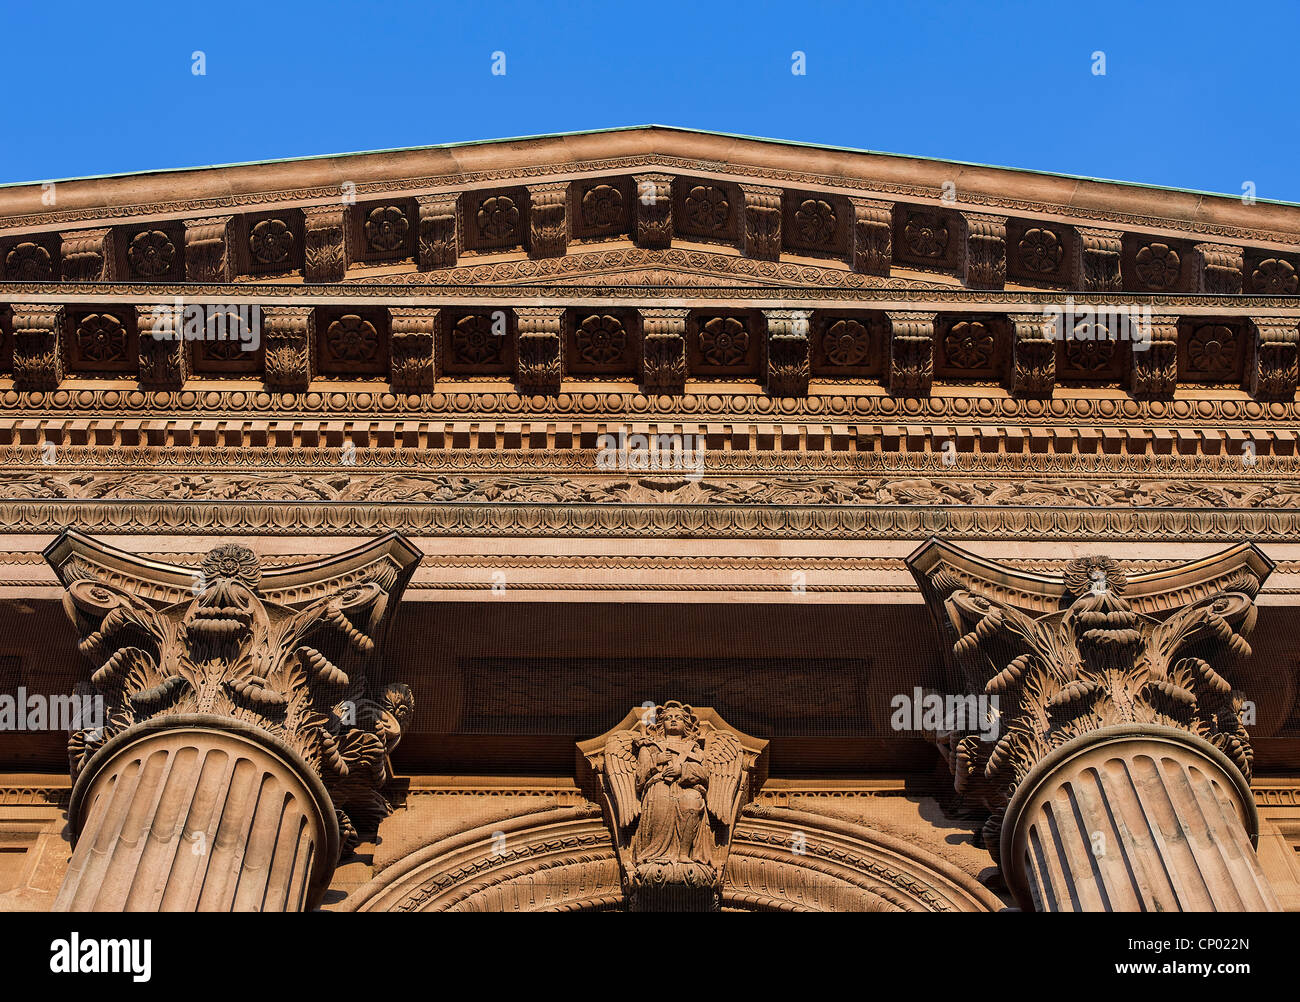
[2,130,1298,245]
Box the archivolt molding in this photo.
[339,802,1003,913]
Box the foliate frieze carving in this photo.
[303,205,350,283]
[763,309,810,397]
[961,213,1006,290]
[527,182,568,259]
[55,536,418,843]
[415,194,458,270]
[1251,316,1299,402]
[183,215,234,283]
[60,228,116,282]
[1194,242,1244,294]
[262,306,315,391]
[389,307,437,392]
[740,184,782,261]
[515,307,563,392]
[1006,313,1054,398]
[849,198,892,276]
[631,173,672,249]
[1129,316,1178,400]
[1074,226,1123,292]
[910,543,1266,853]
[886,311,934,396]
[12,305,66,390]
[581,703,766,911]
[640,308,688,391]
[136,304,188,389]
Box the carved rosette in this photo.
[908,540,1280,911]
[579,703,767,911]
[46,531,422,910]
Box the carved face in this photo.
[661,706,688,736]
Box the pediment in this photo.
[1,126,1298,296]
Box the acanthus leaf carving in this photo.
[53,533,420,850]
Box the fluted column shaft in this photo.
[54,715,338,912]
[1001,725,1278,912]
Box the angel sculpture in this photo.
[601,701,746,903]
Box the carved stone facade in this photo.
[0,127,1298,914]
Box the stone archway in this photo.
[339,804,1003,913]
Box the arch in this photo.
[338,802,1005,913]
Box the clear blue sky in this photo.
[4,0,1297,200]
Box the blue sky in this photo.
[3,0,1297,200]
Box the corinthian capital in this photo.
[46,530,422,848]
[908,540,1270,848]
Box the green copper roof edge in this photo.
[2,124,1296,208]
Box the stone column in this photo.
[54,716,337,912]
[44,531,422,912]
[908,541,1281,912]
[1002,724,1276,912]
